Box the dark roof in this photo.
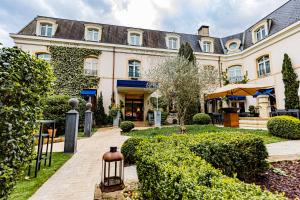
[16,0,300,54]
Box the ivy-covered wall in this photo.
[49,46,101,96]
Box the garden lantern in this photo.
[100,147,124,192]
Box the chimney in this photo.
[198,25,209,37]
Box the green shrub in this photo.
[121,137,144,165]
[0,47,55,198]
[120,121,135,132]
[192,113,211,125]
[267,115,300,139]
[190,134,268,181]
[136,135,284,200]
[94,92,108,126]
[161,111,168,125]
[43,95,86,135]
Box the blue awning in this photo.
[80,89,97,96]
[253,88,273,98]
[207,96,246,101]
[117,80,154,88]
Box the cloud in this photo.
[0,0,289,47]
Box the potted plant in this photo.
[109,104,121,127]
[248,105,255,117]
[47,128,57,137]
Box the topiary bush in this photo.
[43,95,86,135]
[121,137,144,165]
[267,115,300,139]
[136,135,284,200]
[0,47,55,198]
[120,121,135,132]
[190,134,268,181]
[192,113,211,125]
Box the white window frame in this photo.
[127,29,143,46]
[84,24,102,42]
[35,17,57,37]
[255,26,267,42]
[165,33,180,50]
[40,23,53,37]
[128,60,141,78]
[84,57,98,76]
[200,37,214,53]
[227,66,243,83]
[257,55,270,78]
[250,19,270,44]
[203,41,211,53]
[36,53,51,62]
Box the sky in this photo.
[0,0,289,47]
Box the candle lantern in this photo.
[100,146,124,192]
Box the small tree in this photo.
[282,53,300,109]
[95,92,107,126]
[178,42,196,64]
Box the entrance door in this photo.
[125,98,144,121]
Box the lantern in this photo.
[100,146,124,192]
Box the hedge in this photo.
[267,115,300,139]
[43,95,86,135]
[136,135,285,200]
[120,121,135,133]
[0,47,55,198]
[192,113,211,125]
[121,137,144,165]
[190,134,268,181]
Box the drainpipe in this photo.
[112,47,116,104]
[218,56,222,87]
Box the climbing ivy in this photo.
[49,46,101,96]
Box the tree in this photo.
[178,42,196,63]
[282,53,300,109]
[95,92,107,126]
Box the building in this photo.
[10,0,300,121]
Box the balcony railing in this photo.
[228,76,243,83]
[84,69,98,76]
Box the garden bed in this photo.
[255,160,300,199]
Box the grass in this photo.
[124,125,285,144]
[8,152,73,200]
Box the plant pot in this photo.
[48,129,57,137]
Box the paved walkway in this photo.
[267,140,300,162]
[30,128,137,200]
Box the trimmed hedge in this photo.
[0,47,54,198]
[121,137,144,165]
[120,121,135,132]
[192,113,211,125]
[190,134,268,181]
[267,115,300,139]
[136,135,284,200]
[43,95,86,135]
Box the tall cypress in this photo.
[95,92,107,125]
[282,53,300,109]
[178,42,196,64]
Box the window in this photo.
[227,66,243,83]
[40,23,53,37]
[257,55,270,77]
[84,58,98,76]
[229,42,237,49]
[168,37,178,49]
[86,29,99,41]
[255,26,266,42]
[130,33,141,46]
[128,60,140,78]
[36,53,51,62]
[203,41,211,53]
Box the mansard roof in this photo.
[16,0,300,54]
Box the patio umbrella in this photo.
[207,83,272,99]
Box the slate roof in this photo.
[16,0,300,54]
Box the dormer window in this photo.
[229,42,237,49]
[203,41,211,53]
[255,26,266,41]
[225,39,241,54]
[40,23,53,37]
[127,29,143,46]
[166,33,180,50]
[87,28,99,41]
[84,24,102,42]
[130,33,141,46]
[36,17,57,37]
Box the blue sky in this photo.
[0,0,288,47]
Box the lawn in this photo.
[125,125,285,144]
[8,152,72,200]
